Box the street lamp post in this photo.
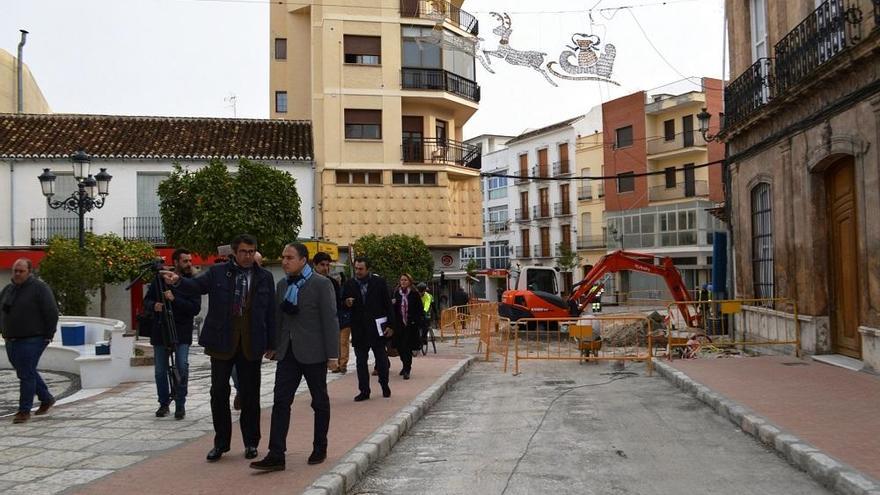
[37,150,112,249]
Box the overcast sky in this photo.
[2,0,725,138]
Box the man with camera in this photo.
[144,248,201,420]
[0,259,58,424]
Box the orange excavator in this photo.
[499,250,700,327]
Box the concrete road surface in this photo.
[352,360,830,495]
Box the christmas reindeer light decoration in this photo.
[479,12,557,87]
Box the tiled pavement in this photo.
[0,370,77,417]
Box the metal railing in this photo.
[485,221,509,234]
[554,242,574,256]
[532,204,551,219]
[649,180,709,202]
[724,58,774,129]
[401,67,481,102]
[515,169,530,185]
[774,0,862,95]
[514,246,531,258]
[514,208,529,222]
[123,216,166,244]
[30,217,93,245]
[647,130,708,155]
[533,244,552,258]
[401,137,480,168]
[577,235,607,249]
[531,164,550,178]
[552,160,572,177]
[399,0,479,36]
[553,202,572,216]
[577,185,593,200]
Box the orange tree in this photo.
[352,234,433,285]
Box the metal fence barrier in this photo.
[440,303,498,345]
[477,313,512,372]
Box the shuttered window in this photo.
[344,109,382,139]
[344,35,381,65]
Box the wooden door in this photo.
[558,143,569,174]
[402,116,424,162]
[519,154,528,178]
[520,191,529,219]
[827,157,860,358]
[540,227,550,257]
[538,149,548,177]
[539,188,549,217]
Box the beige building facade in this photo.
[723,0,880,369]
[270,0,482,267]
[0,49,50,114]
[575,130,606,275]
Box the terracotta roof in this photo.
[0,113,313,161]
[505,115,585,145]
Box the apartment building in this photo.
[601,80,725,294]
[575,130,607,276]
[270,0,483,277]
[722,0,880,368]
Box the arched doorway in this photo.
[826,156,861,358]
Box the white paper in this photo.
[375,317,388,336]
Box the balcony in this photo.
[30,217,93,245]
[514,246,531,258]
[399,0,479,36]
[515,169,530,185]
[552,160,572,177]
[531,164,550,179]
[123,217,167,245]
[577,185,593,200]
[485,221,509,234]
[724,58,773,129]
[577,235,607,250]
[402,137,480,168]
[532,204,551,220]
[514,208,529,222]
[553,202,572,216]
[554,242,575,256]
[533,244,552,259]
[649,180,708,202]
[647,130,707,156]
[401,68,481,103]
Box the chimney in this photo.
[17,29,29,113]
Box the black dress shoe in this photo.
[399,369,405,376]
[174,407,185,420]
[307,450,327,465]
[354,392,370,402]
[206,447,229,462]
[382,385,391,398]
[250,455,285,471]
[245,446,259,459]
[403,371,410,380]
[155,405,170,418]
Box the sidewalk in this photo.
[0,345,469,495]
[655,355,880,494]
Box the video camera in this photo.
[138,258,167,272]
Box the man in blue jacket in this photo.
[144,248,201,420]
[163,234,275,463]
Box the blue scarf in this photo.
[281,264,313,314]
[230,260,251,317]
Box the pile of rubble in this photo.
[600,312,667,346]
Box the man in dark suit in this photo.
[342,256,394,401]
[163,234,275,463]
[250,243,339,472]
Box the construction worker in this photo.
[417,283,433,343]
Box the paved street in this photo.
[353,360,831,495]
[0,370,78,417]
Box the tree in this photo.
[86,233,156,317]
[38,238,103,316]
[158,159,302,259]
[556,243,579,273]
[352,234,434,284]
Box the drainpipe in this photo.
[17,30,28,113]
[8,160,14,246]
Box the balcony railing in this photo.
[515,169,530,185]
[30,217,93,245]
[552,160,572,177]
[533,244,552,258]
[532,204,551,219]
[531,164,550,178]
[400,0,479,36]
[554,242,575,256]
[774,0,861,95]
[724,58,774,129]
[577,185,592,200]
[514,246,531,258]
[577,235,607,250]
[123,217,167,245]
[514,208,529,222]
[553,202,572,216]
[485,221,509,234]
[402,137,480,168]
[649,180,709,202]
[647,130,708,155]
[401,68,481,103]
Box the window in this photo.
[663,119,675,141]
[615,125,633,148]
[402,26,441,68]
[520,229,530,257]
[751,183,773,299]
[274,38,287,60]
[487,206,508,234]
[617,172,635,193]
[335,170,383,185]
[749,0,768,61]
[518,154,528,178]
[488,241,509,269]
[344,35,381,65]
[487,172,507,200]
[392,172,436,185]
[275,91,288,113]
[344,109,382,139]
[665,167,676,188]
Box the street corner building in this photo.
[269,0,483,269]
[723,0,880,370]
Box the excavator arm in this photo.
[569,250,700,327]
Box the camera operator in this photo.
[145,248,201,420]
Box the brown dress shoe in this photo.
[13,411,30,424]
[35,398,56,416]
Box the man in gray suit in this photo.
[251,242,339,471]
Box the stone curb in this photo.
[301,356,475,494]
[653,359,880,495]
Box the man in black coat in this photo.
[144,248,201,420]
[163,234,275,462]
[342,257,394,401]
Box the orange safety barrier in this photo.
[477,313,512,372]
[440,302,499,345]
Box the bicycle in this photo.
[421,325,437,355]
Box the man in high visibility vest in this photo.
[417,283,433,342]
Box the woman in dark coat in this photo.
[391,273,424,380]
